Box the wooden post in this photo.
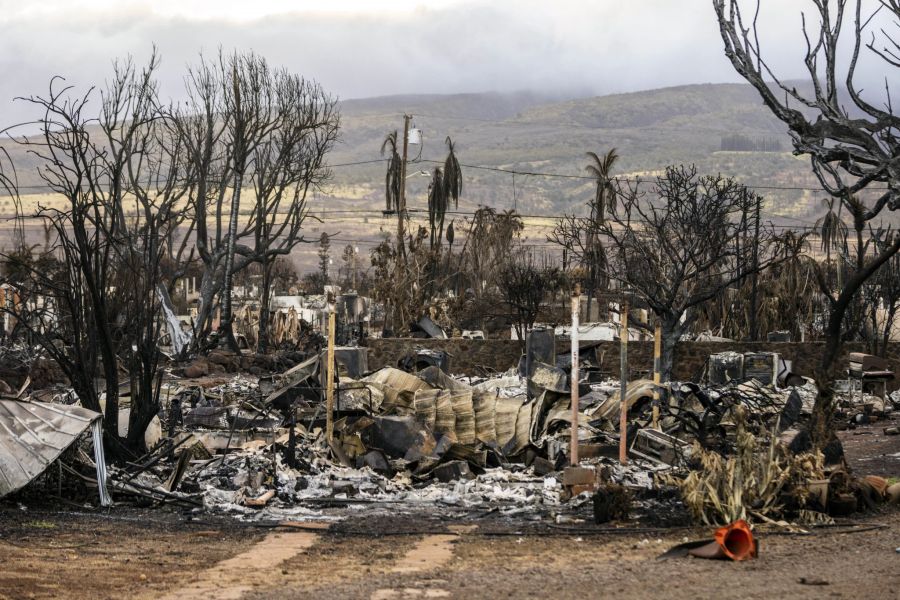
[652,320,662,430]
[619,300,629,464]
[397,114,411,255]
[570,284,580,466]
[325,309,336,442]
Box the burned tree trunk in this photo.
[810,235,900,444]
[658,314,683,383]
[219,177,243,354]
[594,165,791,385]
[257,258,273,354]
[715,0,900,446]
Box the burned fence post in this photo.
[619,299,629,465]
[652,320,662,430]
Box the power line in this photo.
[322,153,891,194]
[415,113,525,124]
[327,159,387,168]
[413,158,892,192]
[303,207,842,224]
[2,154,891,194]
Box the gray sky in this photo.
[0,0,892,126]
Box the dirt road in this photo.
[1,418,899,599]
[0,506,898,600]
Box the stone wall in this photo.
[365,338,900,387]
[365,338,523,375]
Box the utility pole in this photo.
[397,114,412,257]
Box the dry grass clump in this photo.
[662,406,824,525]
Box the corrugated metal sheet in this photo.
[0,400,100,497]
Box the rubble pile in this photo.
[3,344,900,528]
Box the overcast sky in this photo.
[0,0,892,126]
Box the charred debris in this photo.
[3,322,898,530]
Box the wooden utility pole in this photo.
[397,114,412,257]
[652,321,662,430]
[325,308,336,442]
[570,284,580,466]
[618,300,629,464]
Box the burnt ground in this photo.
[838,412,900,478]
[0,507,898,600]
[0,415,898,600]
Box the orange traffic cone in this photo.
[687,519,758,561]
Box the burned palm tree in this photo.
[583,148,618,318]
[815,197,848,288]
[442,136,462,208]
[381,131,402,213]
[381,130,405,262]
[381,130,406,264]
[427,166,446,251]
[585,148,618,219]
[549,149,619,320]
[427,137,462,253]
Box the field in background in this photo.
[2,82,896,273]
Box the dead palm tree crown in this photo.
[427,136,463,251]
[443,136,462,206]
[381,130,402,212]
[427,166,446,249]
[583,148,619,293]
[815,197,848,262]
[585,148,619,220]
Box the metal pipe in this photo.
[570,284,580,466]
[326,310,336,442]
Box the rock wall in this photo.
[366,338,523,375]
[366,338,900,387]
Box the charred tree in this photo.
[0,51,187,456]
[173,51,339,353]
[714,0,900,443]
[598,165,790,381]
[498,255,560,347]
